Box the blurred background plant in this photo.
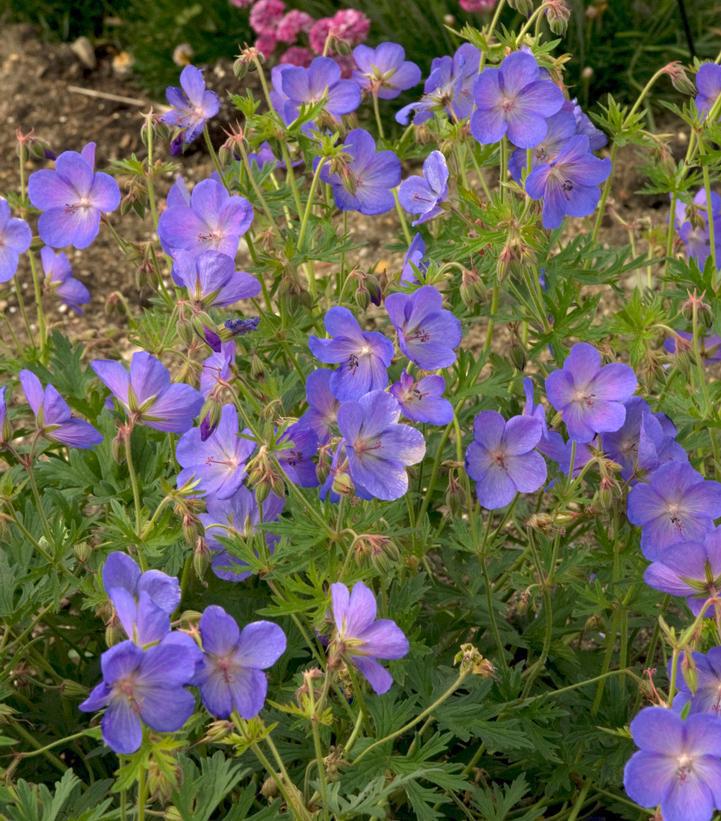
[1,0,717,104]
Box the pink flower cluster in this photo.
[238,0,370,73]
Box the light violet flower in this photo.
[545,343,637,443]
[194,605,286,719]
[465,411,546,509]
[624,707,721,821]
[337,390,426,501]
[20,369,102,449]
[162,65,220,145]
[471,51,564,149]
[386,285,462,370]
[91,351,203,434]
[330,581,409,695]
[352,42,421,100]
[309,307,394,401]
[0,198,31,283]
[28,142,120,250]
[176,405,255,499]
[398,151,449,226]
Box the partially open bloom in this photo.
[277,423,319,487]
[545,343,637,443]
[385,285,462,370]
[158,177,254,262]
[200,487,285,581]
[390,372,453,426]
[401,233,429,283]
[396,43,480,125]
[320,129,401,215]
[674,189,721,268]
[194,605,286,719]
[102,552,180,646]
[466,411,546,509]
[28,142,120,250]
[79,634,199,754]
[627,462,721,559]
[20,369,102,449]
[40,246,90,313]
[526,135,612,229]
[644,528,721,617]
[603,397,687,482]
[281,56,361,121]
[337,390,425,501]
[176,405,254,499]
[695,62,721,118]
[0,198,31,283]
[674,647,721,716]
[330,581,409,694]
[664,330,721,362]
[173,250,260,308]
[398,151,449,226]
[352,42,421,99]
[296,369,339,443]
[162,65,220,145]
[309,307,394,401]
[92,351,203,434]
[624,707,721,821]
[200,341,235,398]
[471,51,564,149]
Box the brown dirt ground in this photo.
[0,23,679,355]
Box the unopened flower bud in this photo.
[60,679,88,698]
[681,650,698,694]
[355,281,371,311]
[454,643,495,677]
[332,470,354,496]
[662,62,695,96]
[193,537,211,579]
[460,268,484,309]
[366,274,382,306]
[507,0,534,15]
[545,0,571,34]
[261,776,279,800]
[73,542,92,564]
[509,340,527,371]
[105,618,124,648]
[581,66,594,81]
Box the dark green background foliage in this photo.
[0,0,717,101]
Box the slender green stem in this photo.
[203,126,227,189]
[237,139,280,237]
[307,673,331,818]
[371,93,385,140]
[515,2,548,44]
[137,766,147,821]
[9,719,67,772]
[393,188,413,245]
[591,143,618,241]
[353,668,470,763]
[27,250,47,358]
[144,114,159,229]
[343,709,364,755]
[483,282,500,353]
[123,426,144,543]
[479,0,507,72]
